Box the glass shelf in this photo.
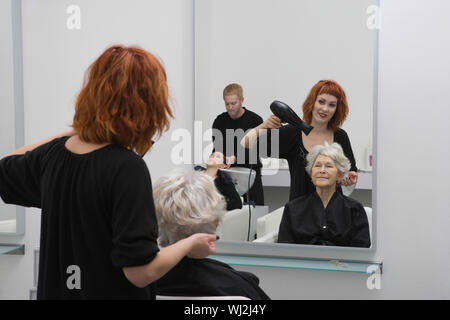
[0,243,25,255]
[211,253,382,274]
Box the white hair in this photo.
[305,142,351,176]
[153,168,226,247]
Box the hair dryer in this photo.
[270,100,313,135]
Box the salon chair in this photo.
[0,219,16,233]
[215,198,251,241]
[253,206,284,243]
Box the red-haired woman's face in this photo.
[311,94,338,126]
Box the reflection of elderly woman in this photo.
[277,143,370,248]
[154,170,270,299]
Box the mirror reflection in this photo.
[195,0,376,248]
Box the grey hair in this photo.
[305,142,351,176]
[153,168,227,247]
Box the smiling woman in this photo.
[241,79,358,202]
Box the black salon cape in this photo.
[156,257,270,300]
[0,136,160,299]
[266,124,358,201]
[194,166,242,211]
[278,191,371,248]
[212,107,265,205]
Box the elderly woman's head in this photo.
[306,143,351,189]
[153,169,226,247]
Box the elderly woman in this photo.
[277,143,370,248]
[154,169,270,299]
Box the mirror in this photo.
[195,0,378,254]
[0,0,25,235]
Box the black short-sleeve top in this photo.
[0,136,160,299]
[212,108,264,172]
[266,125,357,201]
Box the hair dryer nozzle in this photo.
[270,100,313,135]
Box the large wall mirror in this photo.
[194,0,379,260]
[0,0,25,235]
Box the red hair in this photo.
[72,45,174,156]
[302,80,349,132]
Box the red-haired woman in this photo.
[0,45,217,299]
[241,80,358,201]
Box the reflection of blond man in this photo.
[212,83,265,205]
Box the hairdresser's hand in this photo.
[224,155,236,169]
[342,171,358,186]
[186,233,218,259]
[262,115,282,129]
[241,117,280,148]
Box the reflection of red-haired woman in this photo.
[241,80,358,201]
[0,45,217,299]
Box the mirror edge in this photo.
[1,0,25,236]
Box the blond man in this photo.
[211,83,264,205]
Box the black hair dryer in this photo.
[270,100,314,135]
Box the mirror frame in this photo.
[193,0,379,261]
[0,0,25,236]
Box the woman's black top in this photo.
[266,124,357,201]
[194,166,242,211]
[0,136,160,299]
[277,190,371,248]
[156,257,270,300]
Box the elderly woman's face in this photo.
[311,154,343,188]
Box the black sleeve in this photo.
[350,203,371,248]
[264,125,300,159]
[110,158,160,267]
[0,142,55,208]
[214,176,242,211]
[254,114,264,127]
[336,129,358,172]
[277,204,296,243]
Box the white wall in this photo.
[1,0,450,300]
[0,0,194,299]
